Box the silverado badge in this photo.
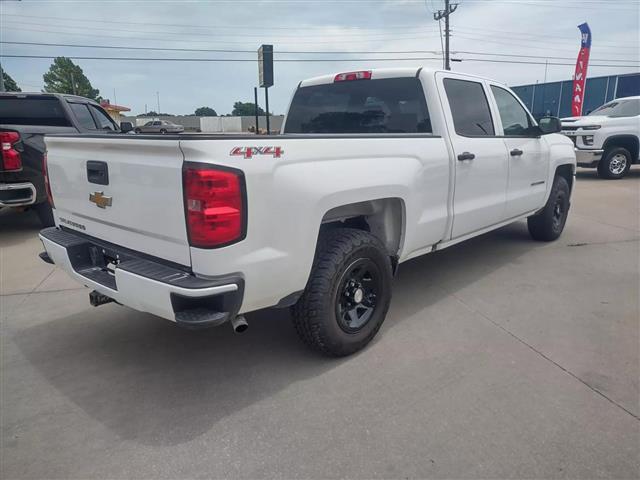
[89,191,112,209]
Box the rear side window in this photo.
[284,78,432,134]
[444,78,495,136]
[69,103,97,130]
[0,97,72,126]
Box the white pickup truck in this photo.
[561,96,639,179]
[39,68,576,356]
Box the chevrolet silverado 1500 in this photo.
[39,68,576,356]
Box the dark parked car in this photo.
[0,92,129,226]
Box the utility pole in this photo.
[254,87,260,135]
[70,72,77,95]
[156,91,160,114]
[433,0,458,70]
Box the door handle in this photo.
[510,148,524,156]
[457,152,475,161]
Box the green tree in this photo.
[194,106,217,116]
[232,101,265,116]
[43,57,100,100]
[2,70,21,92]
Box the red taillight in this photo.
[334,70,372,82]
[183,164,245,248]
[43,152,55,207]
[1,131,22,171]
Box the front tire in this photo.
[597,147,631,179]
[292,228,393,357]
[159,129,167,135]
[527,175,570,241]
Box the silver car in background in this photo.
[134,120,184,134]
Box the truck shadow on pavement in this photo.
[14,220,542,447]
[0,208,42,248]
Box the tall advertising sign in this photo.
[571,23,592,117]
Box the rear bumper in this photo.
[575,148,604,168]
[0,182,36,207]
[39,227,244,328]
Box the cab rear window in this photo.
[284,77,432,134]
[0,97,72,126]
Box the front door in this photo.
[488,84,549,217]
[439,75,509,238]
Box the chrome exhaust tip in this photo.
[231,315,248,334]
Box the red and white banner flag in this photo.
[571,23,592,117]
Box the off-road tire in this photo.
[292,228,393,357]
[597,147,631,179]
[34,202,54,227]
[527,175,570,241]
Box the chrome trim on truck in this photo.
[0,182,37,207]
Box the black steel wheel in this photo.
[292,228,393,357]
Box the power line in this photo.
[3,41,637,64]
[2,54,638,68]
[0,25,443,45]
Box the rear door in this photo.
[45,136,191,266]
[437,74,509,238]
[488,84,549,217]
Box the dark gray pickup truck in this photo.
[0,92,129,226]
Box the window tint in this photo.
[89,105,116,131]
[0,97,72,126]
[285,78,432,134]
[69,103,97,130]
[153,121,161,126]
[144,121,153,126]
[444,78,495,136]
[490,86,533,136]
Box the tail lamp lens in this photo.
[1,131,22,171]
[43,152,55,207]
[183,165,245,248]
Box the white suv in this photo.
[561,96,640,179]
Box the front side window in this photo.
[444,78,495,136]
[490,86,533,136]
[284,77,432,134]
[89,105,116,131]
[69,103,97,130]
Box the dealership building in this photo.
[512,72,639,119]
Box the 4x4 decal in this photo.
[230,146,283,159]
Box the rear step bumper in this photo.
[39,227,244,328]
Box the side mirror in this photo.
[120,121,133,133]
[538,116,562,135]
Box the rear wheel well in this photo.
[319,198,404,271]
[603,136,639,163]
[555,164,574,193]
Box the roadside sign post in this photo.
[254,87,259,134]
[258,44,274,135]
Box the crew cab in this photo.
[561,96,640,179]
[39,68,576,356]
[0,92,125,225]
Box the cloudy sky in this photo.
[1,0,638,115]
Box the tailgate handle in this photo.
[87,161,109,185]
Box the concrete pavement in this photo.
[1,168,638,479]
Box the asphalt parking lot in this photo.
[1,168,639,479]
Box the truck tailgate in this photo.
[45,136,191,266]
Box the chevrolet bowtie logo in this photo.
[89,191,113,209]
